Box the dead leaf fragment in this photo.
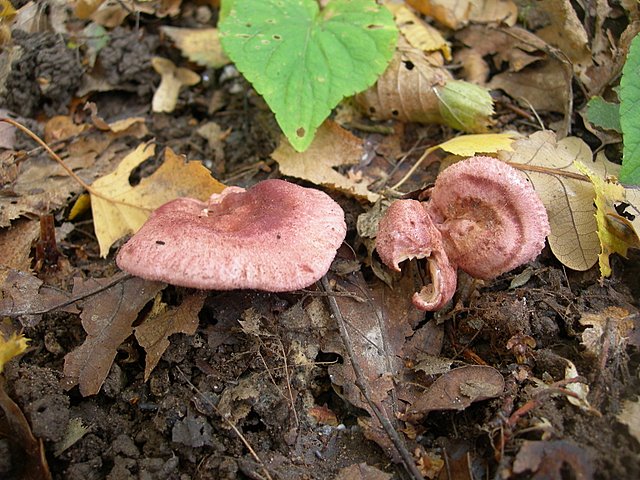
[135,291,206,381]
[90,143,225,256]
[512,440,594,479]
[356,41,451,125]
[334,463,392,480]
[578,307,634,357]
[617,398,640,443]
[405,365,504,420]
[161,26,229,68]
[406,0,517,29]
[63,276,164,396]
[388,3,450,60]
[272,121,378,202]
[0,269,74,327]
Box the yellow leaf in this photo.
[438,132,516,157]
[0,0,17,20]
[91,143,225,257]
[69,193,91,220]
[574,162,640,277]
[161,26,229,68]
[499,131,622,272]
[272,121,379,202]
[0,332,29,373]
[388,3,451,60]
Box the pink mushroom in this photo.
[116,179,347,291]
[376,156,550,311]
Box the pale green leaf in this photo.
[586,96,621,133]
[620,33,640,184]
[219,0,397,151]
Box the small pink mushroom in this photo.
[116,179,347,292]
[376,156,550,311]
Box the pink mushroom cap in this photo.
[375,199,457,310]
[116,179,347,292]
[427,156,550,280]
[375,156,550,311]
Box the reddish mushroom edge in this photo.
[375,156,550,311]
[116,179,347,292]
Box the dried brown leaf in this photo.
[321,268,423,455]
[578,307,635,357]
[161,26,229,68]
[404,365,504,421]
[135,291,206,381]
[355,41,451,125]
[406,0,517,30]
[272,120,378,202]
[387,3,450,60]
[0,218,40,282]
[334,463,392,480]
[0,270,74,327]
[63,276,164,396]
[512,440,594,479]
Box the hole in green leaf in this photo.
[296,127,306,138]
[367,24,383,30]
[273,34,282,40]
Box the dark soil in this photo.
[0,3,639,480]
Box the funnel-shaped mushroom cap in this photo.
[376,199,457,311]
[116,180,347,291]
[428,156,550,279]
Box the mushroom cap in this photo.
[116,179,347,292]
[427,156,550,279]
[376,199,457,311]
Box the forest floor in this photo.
[0,1,639,479]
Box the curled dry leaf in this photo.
[356,41,493,132]
[403,365,504,421]
[356,41,450,125]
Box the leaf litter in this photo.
[0,0,639,479]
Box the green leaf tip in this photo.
[620,33,640,185]
[435,80,494,133]
[219,0,398,151]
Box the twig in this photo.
[1,272,135,317]
[320,276,425,480]
[176,367,274,480]
[0,117,153,212]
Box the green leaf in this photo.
[586,96,621,133]
[219,0,397,151]
[620,33,640,185]
[435,80,494,133]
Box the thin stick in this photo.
[320,276,425,480]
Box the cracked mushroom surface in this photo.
[376,156,550,311]
[116,179,347,291]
